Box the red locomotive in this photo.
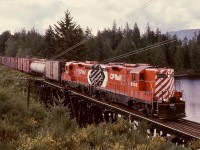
[61,61,185,119]
[0,56,186,119]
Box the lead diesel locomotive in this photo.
[62,61,186,119]
[0,56,186,119]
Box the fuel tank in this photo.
[30,60,46,74]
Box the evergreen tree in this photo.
[0,31,11,56]
[84,27,96,60]
[24,28,44,58]
[182,37,190,69]
[189,39,200,75]
[102,38,113,60]
[93,31,104,61]
[167,35,179,68]
[5,37,18,57]
[174,47,184,73]
[132,23,141,48]
[140,23,155,63]
[111,21,122,50]
[149,28,167,66]
[5,29,27,57]
[85,27,93,38]
[116,37,136,63]
[44,25,57,58]
[123,22,132,38]
[145,23,155,45]
[15,28,27,57]
[111,21,117,50]
[197,31,200,45]
[54,10,85,60]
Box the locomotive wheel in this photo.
[144,107,153,117]
[100,92,107,101]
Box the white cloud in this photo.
[0,0,200,35]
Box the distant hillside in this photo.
[168,29,200,40]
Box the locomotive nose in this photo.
[158,101,186,119]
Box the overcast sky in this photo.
[0,0,200,35]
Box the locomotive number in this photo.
[131,82,138,87]
[78,69,86,75]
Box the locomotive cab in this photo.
[153,68,186,119]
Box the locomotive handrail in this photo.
[67,77,155,101]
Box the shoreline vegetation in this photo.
[175,74,189,77]
[175,73,200,78]
[175,69,200,77]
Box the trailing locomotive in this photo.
[0,56,186,119]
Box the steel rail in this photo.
[42,80,200,140]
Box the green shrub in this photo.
[187,140,200,150]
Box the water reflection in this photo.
[175,76,200,123]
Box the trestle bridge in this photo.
[28,78,200,145]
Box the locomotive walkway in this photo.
[34,79,200,143]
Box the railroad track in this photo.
[158,119,200,138]
[41,80,200,140]
[68,88,200,140]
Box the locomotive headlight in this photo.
[180,97,183,101]
[163,98,168,102]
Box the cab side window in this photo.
[69,65,73,70]
[140,73,144,81]
[132,73,136,82]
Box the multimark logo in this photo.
[88,64,108,87]
[110,73,122,81]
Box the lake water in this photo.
[175,76,200,123]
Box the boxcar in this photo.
[10,57,17,69]
[22,58,32,73]
[18,58,23,71]
[14,58,18,69]
[45,60,65,81]
[2,57,7,65]
[6,57,11,67]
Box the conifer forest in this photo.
[1,10,200,75]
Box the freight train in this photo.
[0,56,186,119]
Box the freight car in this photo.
[45,60,65,82]
[17,58,24,71]
[30,59,46,74]
[6,57,11,66]
[2,57,7,65]
[22,58,33,73]
[10,57,18,69]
